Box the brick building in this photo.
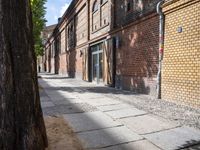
[43,0,200,107]
[39,24,57,72]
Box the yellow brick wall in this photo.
[162,0,200,107]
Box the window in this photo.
[92,1,99,12]
[70,25,73,32]
[127,2,131,12]
[126,0,133,12]
[101,0,107,5]
[56,37,61,54]
[104,19,107,25]
[136,0,143,12]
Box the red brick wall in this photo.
[75,48,83,79]
[59,53,67,75]
[67,50,76,78]
[115,14,159,96]
[114,0,160,27]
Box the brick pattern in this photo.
[114,0,160,27]
[76,47,84,79]
[67,50,76,78]
[115,15,159,96]
[59,53,67,75]
[162,0,200,107]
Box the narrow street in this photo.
[39,73,200,150]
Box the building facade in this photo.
[42,0,200,107]
[39,24,57,72]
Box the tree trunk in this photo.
[0,0,48,150]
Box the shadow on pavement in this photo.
[38,78,156,150]
[38,75,200,150]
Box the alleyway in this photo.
[39,73,200,150]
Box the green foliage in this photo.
[31,0,47,56]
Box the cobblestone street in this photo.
[39,73,200,150]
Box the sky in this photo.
[45,0,72,26]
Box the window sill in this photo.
[91,23,109,34]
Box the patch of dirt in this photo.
[45,116,84,150]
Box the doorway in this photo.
[91,43,104,84]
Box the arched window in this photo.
[100,0,107,5]
[92,1,99,12]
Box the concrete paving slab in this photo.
[105,108,147,119]
[120,115,178,135]
[63,111,122,132]
[77,93,105,99]
[40,96,51,102]
[42,107,58,116]
[86,98,121,106]
[77,126,143,149]
[95,140,161,150]
[41,101,55,108]
[59,103,97,113]
[54,99,84,105]
[57,91,79,99]
[46,94,67,101]
[144,126,200,150]
[43,103,95,116]
[97,104,133,112]
[39,90,47,97]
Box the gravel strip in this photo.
[39,74,200,130]
[110,93,200,130]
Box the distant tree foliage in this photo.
[31,0,47,56]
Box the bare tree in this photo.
[0,0,47,149]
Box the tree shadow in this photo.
[178,140,200,150]
[39,78,146,149]
[113,24,159,96]
[39,77,200,150]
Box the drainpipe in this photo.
[157,1,165,99]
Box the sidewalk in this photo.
[39,73,200,150]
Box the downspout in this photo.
[157,1,165,99]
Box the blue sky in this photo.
[45,0,72,26]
